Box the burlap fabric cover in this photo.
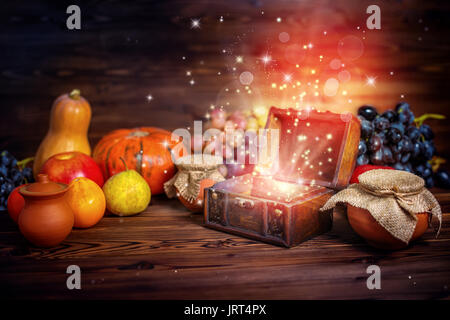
[164,155,225,203]
[321,169,442,244]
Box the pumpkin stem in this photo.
[69,89,81,100]
[119,157,129,171]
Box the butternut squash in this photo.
[33,89,91,177]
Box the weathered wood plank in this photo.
[1,0,450,158]
[0,192,449,299]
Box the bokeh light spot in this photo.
[337,35,364,61]
[340,112,353,122]
[324,78,339,96]
[330,59,341,70]
[278,32,290,43]
[239,71,254,85]
[338,70,351,82]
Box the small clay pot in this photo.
[177,178,216,213]
[18,174,74,247]
[347,205,429,250]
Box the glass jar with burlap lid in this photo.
[321,169,441,248]
[164,154,225,212]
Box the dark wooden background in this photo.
[1,0,450,300]
[0,0,449,159]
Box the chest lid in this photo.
[256,107,360,190]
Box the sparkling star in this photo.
[260,54,272,65]
[235,56,243,63]
[191,19,200,29]
[366,76,377,86]
[283,74,292,82]
[146,94,153,102]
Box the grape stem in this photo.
[430,156,446,173]
[414,113,446,127]
[17,157,34,170]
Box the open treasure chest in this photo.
[204,107,361,247]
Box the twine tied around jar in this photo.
[320,169,442,244]
[164,155,225,203]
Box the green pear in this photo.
[103,165,151,216]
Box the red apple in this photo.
[350,164,394,184]
[40,151,104,187]
[7,184,28,223]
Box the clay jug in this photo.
[18,174,74,247]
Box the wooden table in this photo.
[1,192,449,300]
[1,0,450,301]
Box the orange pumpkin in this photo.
[33,89,92,176]
[93,127,186,195]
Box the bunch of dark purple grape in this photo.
[357,103,449,188]
[0,150,34,210]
